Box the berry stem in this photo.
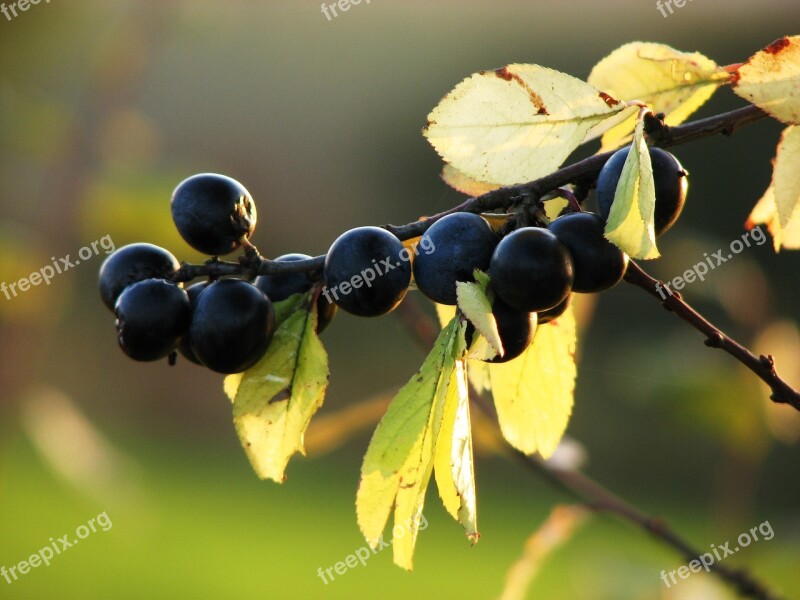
[623,260,800,412]
[554,187,583,213]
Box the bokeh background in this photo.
[1,1,799,598]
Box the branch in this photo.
[169,103,800,411]
[623,260,800,411]
[396,298,784,600]
[511,448,783,600]
[171,104,767,283]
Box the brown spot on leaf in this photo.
[494,66,514,81]
[269,388,291,404]
[764,36,791,55]
[598,91,621,108]
[492,66,548,115]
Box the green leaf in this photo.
[587,42,727,150]
[229,293,329,483]
[424,64,625,186]
[733,36,800,125]
[357,318,473,569]
[456,270,502,357]
[481,306,577,458]
[604,119,660,259]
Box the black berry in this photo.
[466,297,536,363]
[115,279,191,362]
[490,228,574,312]
[177,281,209,365]
[323,226,411,317]
[188,279,276,374]
[548,212,628,293]
[537,294,571,324]
[254,253,337,333]
[413,213,497,305]
[99,243,180,311]
[171,173,257,256]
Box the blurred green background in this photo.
[1,1,799,598]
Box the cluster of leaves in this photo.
[223,36,800,569]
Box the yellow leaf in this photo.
[357,318,470,569]
[587,42,727,150]
[441,164,501,196]
[230,297,329,483]
[542,196,569,222]
[435,303,457,327]
[747,125,800,250]
[604,120,660,259]
[481,213,514,234]
[486,306,577,458]
[433,359,478,542]
[424,64,625,186]
[223,373,243,403]
[733,36,800,124]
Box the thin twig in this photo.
[623,260,800,411]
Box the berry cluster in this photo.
[99,174,333,375]
[100,146,686,371]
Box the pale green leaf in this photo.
[456,271,503,356]
[435,303,494,383]
[230,297,329,483]
[486,306,577,458]
[424,64,625,186]
[747,125,800,250]
[733,36,800,125]
[587,42,727,150]
[604,120,660,259]
[357,318,471,569]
